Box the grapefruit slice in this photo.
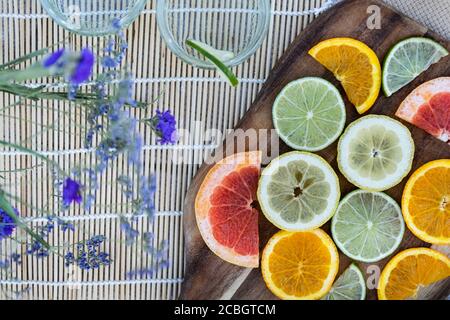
[195,151,262,268]
[396,77,450,144]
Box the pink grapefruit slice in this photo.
[396,77,450,144]
[195,151,262,268]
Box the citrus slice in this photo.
[258,151,340,231]
[338,115,415,191]
[402,160,450,244]
[186,39,239,87]
[396,77,450,144]
[273,77,346,152]
[322,264,366,300]
[332,190,405,263]
[261,229,339,300]
[309,37,381,114]
[383,37,449,97]
[195,151,261,268]
[378,247,450,300]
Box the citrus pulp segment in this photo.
[337,115,415,191]
[402,159,450,244]
[378,247,450,300]
[258,151,340,231]
[195,151,262,268]
[396,77,450,144]
[272,77,346,151]
[382,37,449,97]
[322,264,366,300]
[331,190,405,263]
[308,37,381,114]
[261,229,339,300]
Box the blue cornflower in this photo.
[43,48,65,68]
[150,110,178,145]
[70,48,95,85]
[0,207,18,240]
[62,178,82,207]
[43,48,94,85]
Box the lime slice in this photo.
[383,37,449,97]
[337,115,414,191]
[258,151,340,231]
[273,77,346,152]
[331,190,405,263]
[322,264,366,300]
[186,39,239,87]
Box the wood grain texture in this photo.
[180,0,450,300]
[1,0,337,300]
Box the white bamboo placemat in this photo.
[0,0,448,300]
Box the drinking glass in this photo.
[156,0,271,68]
[40,0,148,36]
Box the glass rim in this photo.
[39,0,148,37]
[156,0,271,69]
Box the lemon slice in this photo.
[338,115,415,191]
[258,151,340,231]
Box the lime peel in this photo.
[382,37,449,97]
[272,77,346,152]
[331,190,405,263]
[322,264,366,300]
[186,39,239,87]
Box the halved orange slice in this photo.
[195,151,261,268]
[402,159,450,244]
[309,38,381,114]
[396,77,450,144]
[261,229,339,300]
[378,247,450,300]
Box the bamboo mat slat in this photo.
[0,0,448,300]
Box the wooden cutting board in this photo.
[179,0,450,300]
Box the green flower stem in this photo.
[0,140,68,177]
[0,64,52,83]
[0,189,51,251]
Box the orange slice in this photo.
[309,37,381,114]
[195,151,262,268]
[378,247,450,300]
[261,229,339,300]
[402,159,450,244]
